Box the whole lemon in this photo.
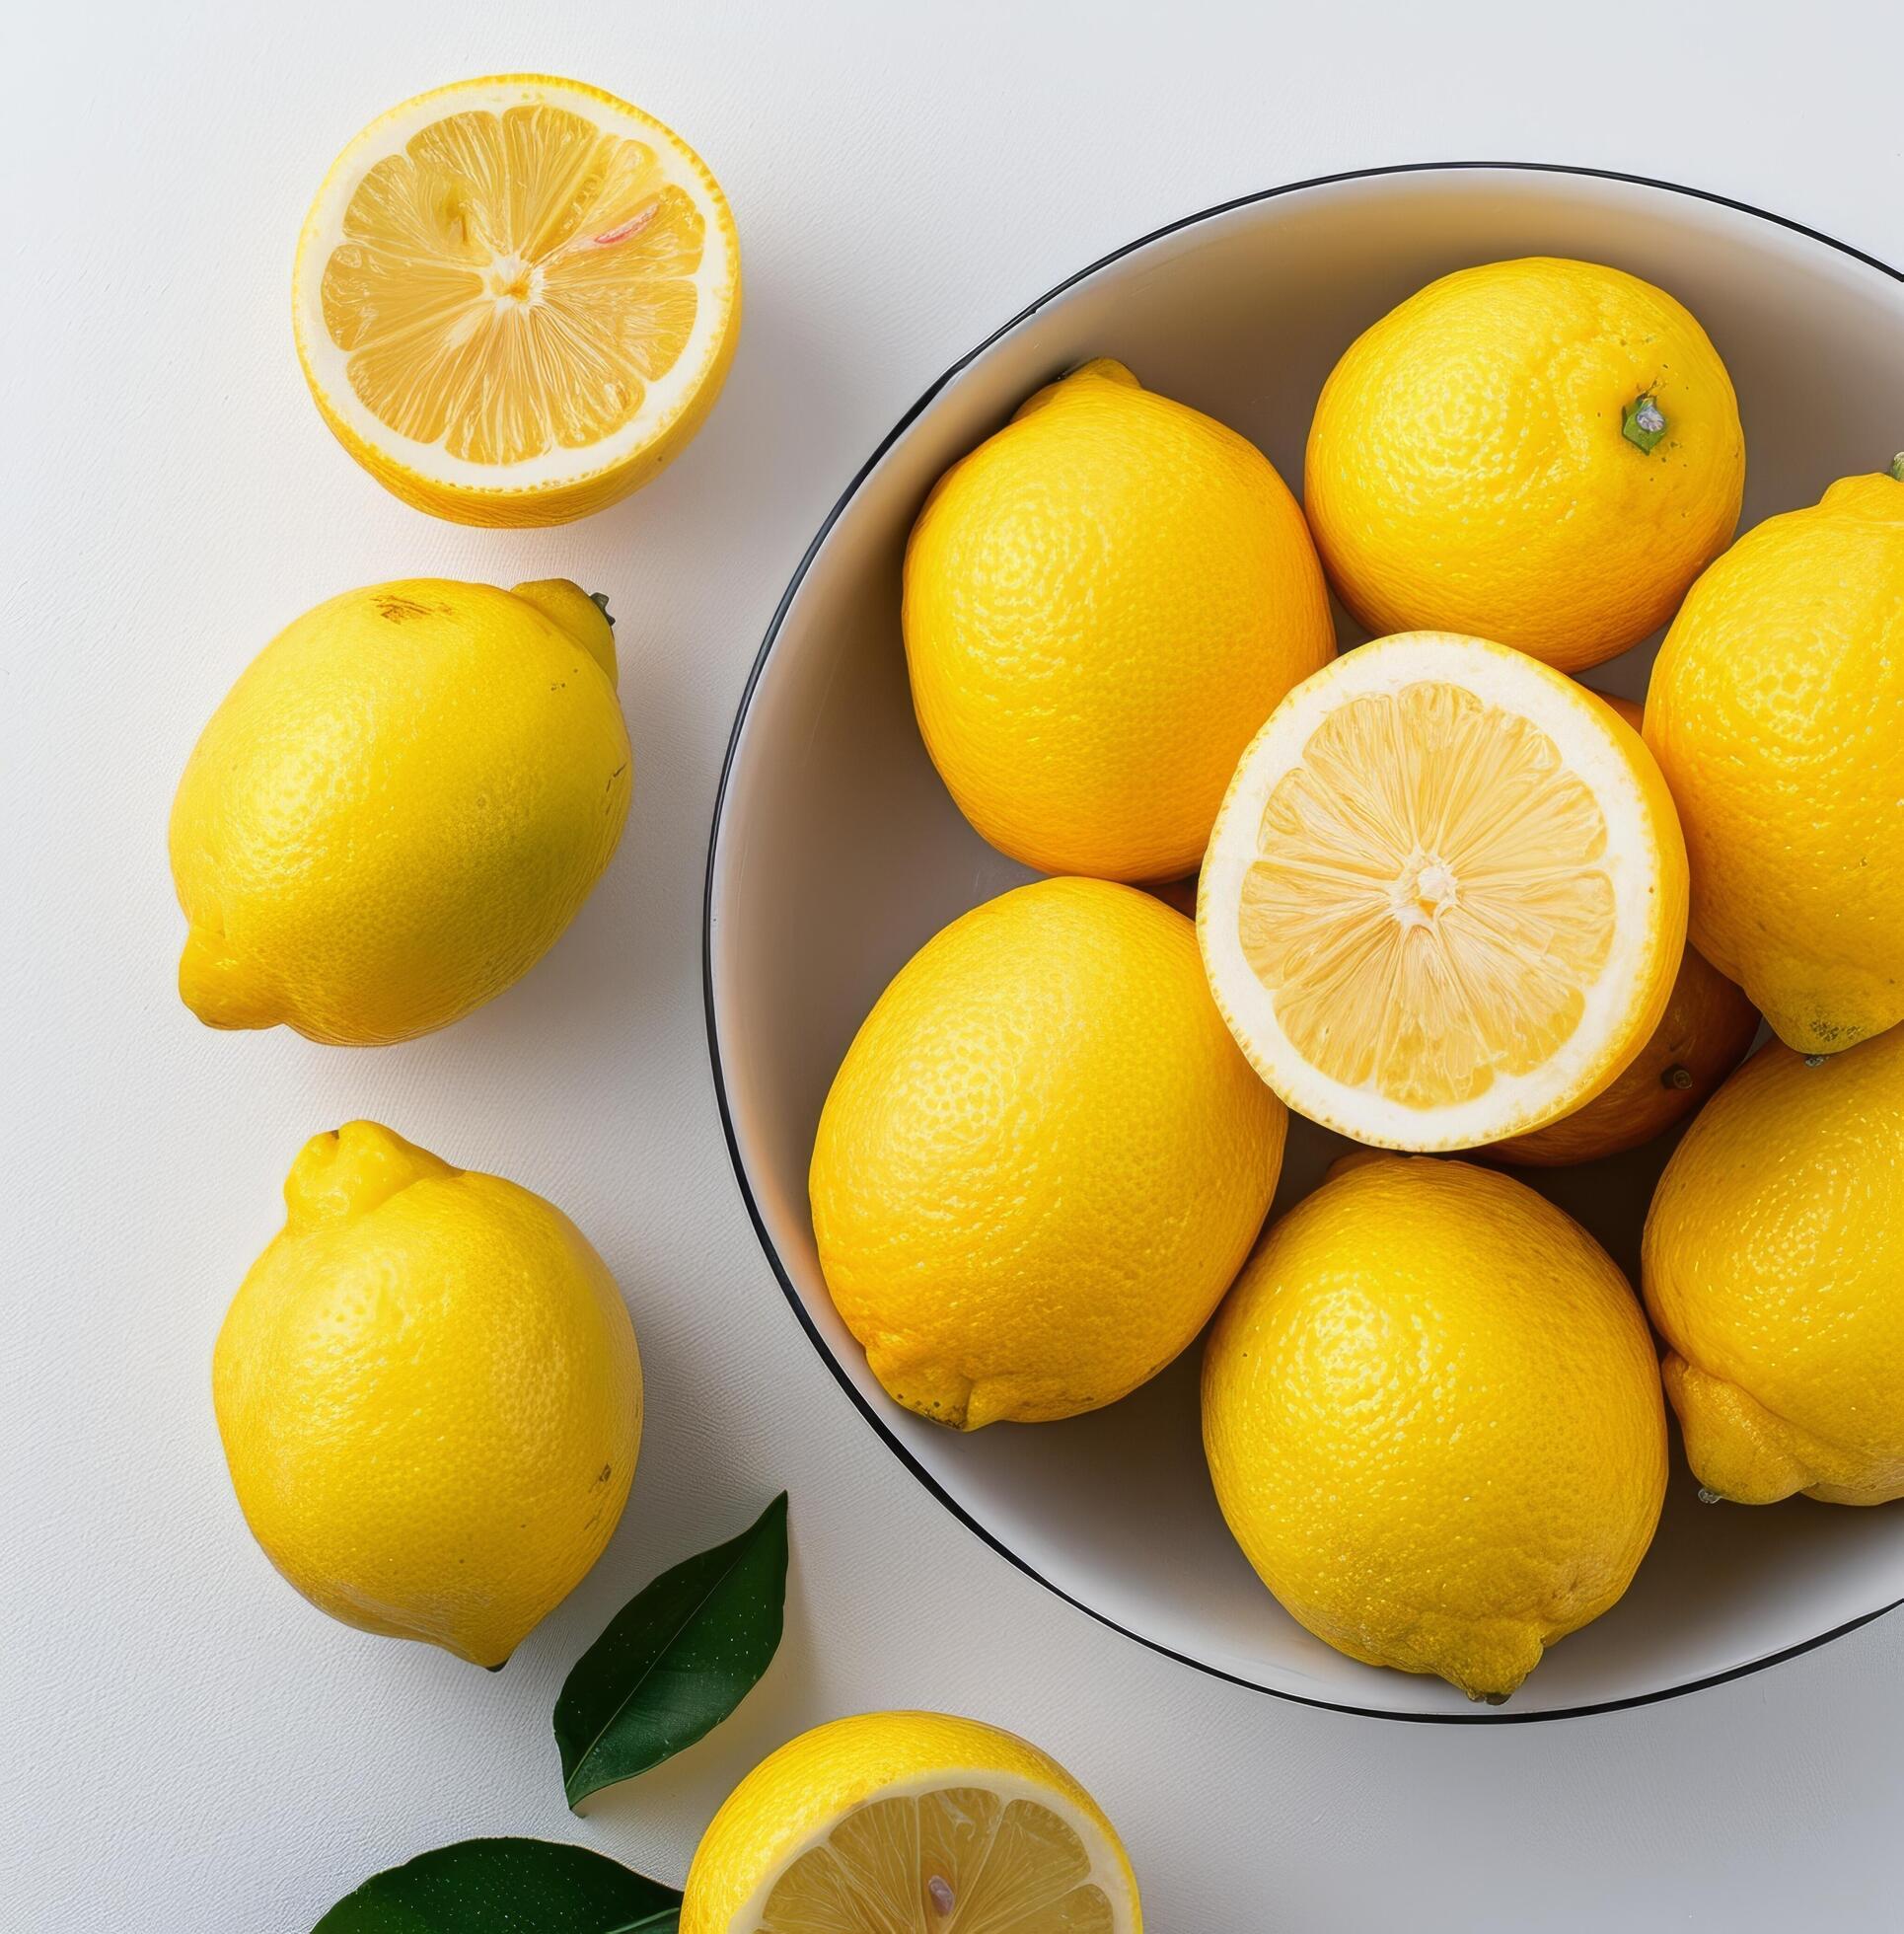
[170,577,631,1045]
[681,1711,1141,1934]
[903,359,1334,882]
[1643,1028,1904,1505]
[810,877,1285,1428]
[1306,258,1743,672]
[213,1121,641,1667]
[1203,1155,1666,1702]
[1645,465,1904,1054]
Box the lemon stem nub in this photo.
[1622,394,1668,453]
[1888,453,1904,482]
[589,590,615,629]
[1661,1064,1694,1091]
[1697,1487,1725,1504]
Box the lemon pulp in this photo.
[758,1788,1112,1933]
[1239,680,1613,1107]
[320,103,704,465]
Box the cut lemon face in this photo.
[1200,632,1687,1150]
[681,1713,1141,1934]
[293,76,740,526]
[758,1784,1119,1931]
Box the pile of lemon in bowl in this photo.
[811,258,1904,1704]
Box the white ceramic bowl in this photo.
[705,164,1904,1720]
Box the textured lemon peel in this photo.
[1665,1356,1896,1507]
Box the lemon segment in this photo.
[681,1713,1141,1934]
[1200,632,1687,1149]
[294,76,740,524]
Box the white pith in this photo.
[291,76,738,493]
[1199,632,1671,1151]
[728,1768,1138,1932]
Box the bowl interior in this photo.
[707,166,1904,1717]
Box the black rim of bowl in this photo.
[702,160,1904,1724]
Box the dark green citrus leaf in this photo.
[312,1837,679,1932]
[556,1493,789,1809]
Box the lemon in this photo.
[904,359,1334,882]
[680,1711,1141,1934]
[1643,1027,1904,1505]
[294,76,740,525]
[1203,1155,1667,1702]
[213,1121,641,1667]
[1199,632,1688,1151]
[1306,258,1743,672]
[170,577,631,1046]
[810,877,1284,1428]
[1495,694,1761,1166]
[1645,464,1904,1054]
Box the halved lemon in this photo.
[1199,632,1687,1150]
[680,1712,1142,1934]
[293,76,740,526]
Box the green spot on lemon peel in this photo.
[1623,394,1668,453]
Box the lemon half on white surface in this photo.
[293,74,740,525]
[1199,632,1687,1151]
[681,1711,1142,1934]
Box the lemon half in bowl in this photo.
[294,75,740,525]
[1199,632,1688,1151]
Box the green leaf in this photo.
[313,1837,680,1932]
[556,1493,789,1809]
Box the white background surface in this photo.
[5,3,1903,1927]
